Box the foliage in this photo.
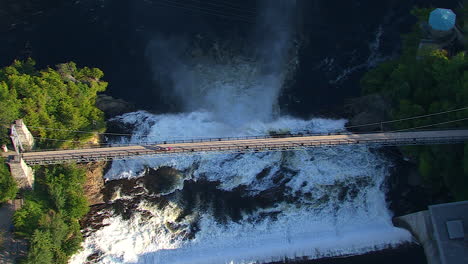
[0,58,107,147]
[0,158,18,203]
[25,230,54,264]
[0,230,4,250]
[14,164,88,263]
[410,7,432,23]
[0,58,105,263]
[361,8,468,200]
[456,1,468,30]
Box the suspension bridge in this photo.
[19,129,468,165]
[4,105,468,189]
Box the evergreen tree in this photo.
[361,8,468,200]
[0,158,17,203]
[0,58,107,147]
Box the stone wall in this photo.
[10,119,34,152]
[7,156,34,189]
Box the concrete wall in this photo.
[8,156,34,189]
[394,211,441,264]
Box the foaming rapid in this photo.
[71,1,412,263]
[70,111,412,264]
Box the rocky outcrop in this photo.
[345,94,391,132]
[80,161,107,205]
[96,94,135,117]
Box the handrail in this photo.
[23,128,468,153]
[21,133,468,165]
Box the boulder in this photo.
[95,94,135,117]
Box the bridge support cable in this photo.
[388,117,468,133]
[9,106,468,145]
[343,106,468,131]
[7,109,468,159]
[20,130,468,165]
[5,106,468,146]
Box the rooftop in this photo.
[429,201,468,264]
[429,8,456,31]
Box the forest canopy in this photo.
[0,59,107,263]
[0,58,107,148]
[14,165,88,264]
[361,8,468,201]
[0,157,18,203]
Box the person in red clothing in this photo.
[156,146,173,151]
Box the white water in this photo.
[70,111,412,264]
[71,2,412,262]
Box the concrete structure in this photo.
[395,201,468,264]
[429,201,468,264]
[394,211,441,264]
[6,120,36,189]
[10,119,35,152]
[20,129,468,165]
[417,7,466,58]
[7,155,34,189]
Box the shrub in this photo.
[0,158,18,203]
[361,8,468,201]
[0,59,107,148]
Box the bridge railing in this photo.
[23,128,468,153]
[24,130,352,152]
[21,134,468,165]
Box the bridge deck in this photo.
[21,130,468,165]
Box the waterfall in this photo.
[70,1,412,263]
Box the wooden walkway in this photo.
[20,130,468,165]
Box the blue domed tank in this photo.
[429,8,456,31]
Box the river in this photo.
[0,1,459,263]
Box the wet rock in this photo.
[80,204,112,237]
[256,167,272,180]
[80,161,108,205]
[113,199,138,220]
[85,251,103,264]
[345,94,391,132]
[381,147,431,217]
[96,94,135,118]
[143,167,185,195]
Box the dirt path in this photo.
[0,200,27,263]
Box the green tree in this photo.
[25,230,54,264]
[0,231,4,250]
[0,59,107,148]
[1,58,107,263]
[361,8,468,201]
[0,158,18,203]
[14,164,89,262]
[14,199,44,237]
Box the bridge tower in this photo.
[7,155,34,189]
[8,120,35,189]
[10,119,34,153]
